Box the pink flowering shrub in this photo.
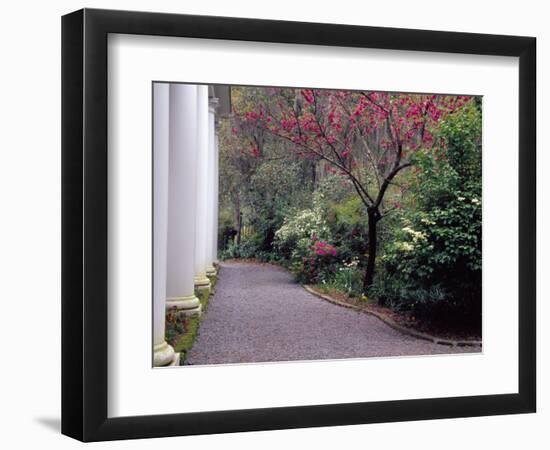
[313,240,337,257]
[297,237,339,284]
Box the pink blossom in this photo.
[250,143,260,157]
[301,89,315,104]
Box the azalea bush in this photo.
[292,237,339,284]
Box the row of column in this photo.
[153,83,219,367]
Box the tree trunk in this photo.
[236,211,243,246]
[363,209,380,292]
[234,193,242,245]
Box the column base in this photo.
[166,294,202,316]
[168,352,181,366]
[178,304,202,316]
[194,274,211,291]
[206,265,217,276]
[153,341,177,367]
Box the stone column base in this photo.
[194,274,211,291]
[179,304,202,316]
[154,341,177,367]
[168,352,181,366]
[206,265,217,276]
[166,294,202,316]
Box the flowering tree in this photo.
[240,88,471,291]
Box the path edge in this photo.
[303,285,482,348]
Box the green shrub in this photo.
[255,250,283,264]
[326,196,369,264]
[377,193,482,324]
[372,102,482,326]
[370,269,448,315]
[219,238,260,259]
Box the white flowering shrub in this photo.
[274,202,331,261]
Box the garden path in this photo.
[185,261,478,365]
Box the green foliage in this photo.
[218,107,317,256]
[330,195,364,225]
[254,250,285,264]
[373,102,482,325]
[370,270,449,314]
[274,198,331,262]
[247,159,313,252]
[219,239,258,260]
[326,195,369,265]
[327,259,364,297]
[439,103,482,181]
[172,316,200,358]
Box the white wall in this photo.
[0,0,546,448]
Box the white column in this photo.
[193,86,211,290]
[153,83,177,366]
[213,132,220,265]
[166,84,201,315]
[206,97,219,276]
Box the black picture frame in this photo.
[61,8,536,442]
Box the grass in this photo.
[166,274,218,364]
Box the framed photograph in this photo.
[61,8,536,442]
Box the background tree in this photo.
[218,87,317,256]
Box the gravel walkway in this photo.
[185,261,479,365]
